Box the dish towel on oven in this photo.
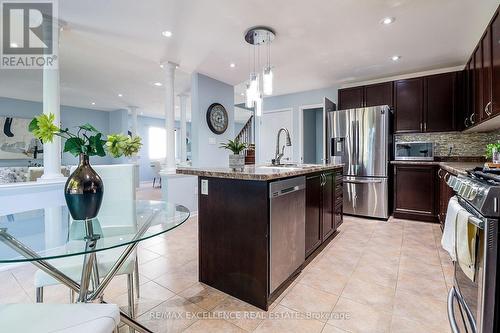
[441,196,461,261]
[456,209,478,282]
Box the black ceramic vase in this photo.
[64,153,104,220]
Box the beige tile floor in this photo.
[0,184,453,333]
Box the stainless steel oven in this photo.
[446,173,500,333]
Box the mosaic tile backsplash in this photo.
[395,130,500,157]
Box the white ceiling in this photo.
[0,0,498,120]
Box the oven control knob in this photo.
[468,187,479,200]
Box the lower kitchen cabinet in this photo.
[438,168,456,229]
[305,170,343,257]
[305,174,322,256]
[393,164,438,222]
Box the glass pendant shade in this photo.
[245,83,253,108]
[255,94,263,117]
[263,67,273,95]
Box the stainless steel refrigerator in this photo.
[326,104,391,219]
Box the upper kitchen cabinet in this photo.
[364,82,393,108]
[394,72,460,133]
[338,82,393,110]
[491,10,500,116]
[462,6,500,130]
[424,72,457,132]
[394,77,424,133]
[338,87,364,110]
[473,46,483,126]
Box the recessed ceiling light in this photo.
[381,17,395,25]
[240,93,245,96]
[391,55,401,61]
[153,82,163,87]
[91,102,96,105]
[230,63,236,68]
[162,31,172,38]
[118,94,123,97]
[10,42,19,48]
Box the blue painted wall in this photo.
[191,73,234,168]
[0,97,193,181]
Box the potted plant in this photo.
[29,113,142,220]
[486,142,500,165]
[219,139,247,170]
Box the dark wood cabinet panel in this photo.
[466,58,475,128]
[394,78,424,133]
[424,72,456,132]
[393,165,438,222]
[338,87,364,110]
[491,10,500,116]
[482,28,493,120]
[474,46,483,125]
[364,82,393,108]
[321,173,335,240]
[305,175,322,257]
[198,177,269,309]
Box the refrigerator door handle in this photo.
[344,179,383,184]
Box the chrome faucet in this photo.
[272,128,292,165]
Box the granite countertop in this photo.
[176,164,343,181]
[390,160,483,175]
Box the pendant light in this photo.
[244,26,276,116]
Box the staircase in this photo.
[235,115,255,165]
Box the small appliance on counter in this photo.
[395,141,434,161]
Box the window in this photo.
[148,127,166,160]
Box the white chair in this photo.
[35,165,140,327]
[150,161,162,188]
[0,303,120,333]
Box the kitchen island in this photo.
[177,164,343,310]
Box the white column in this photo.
[179,94,188,164]
[40,23,64,181]
[161,62,177,173]
[129,106,138,136]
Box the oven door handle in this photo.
[448,287,478,333]
[447,288,460,333]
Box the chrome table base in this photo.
[0,211,159,333]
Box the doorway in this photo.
[259,109,293,164]
[301,107,324,164]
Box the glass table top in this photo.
[0,200,190,263]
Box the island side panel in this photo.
[198,176,269,310]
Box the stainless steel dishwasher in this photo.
[269,176,306,294]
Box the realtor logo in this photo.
[1,0,58,69]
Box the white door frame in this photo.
[256,108,293,164]
[298,103,325,164]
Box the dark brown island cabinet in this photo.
[305,169,343,257]
[393,164,439,222]
[177,165,343,311]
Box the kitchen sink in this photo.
[259,164,318,170]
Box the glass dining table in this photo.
[0,200,190,333]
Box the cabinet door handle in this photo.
[464,117,470,128]
[438,169,443,179]
[485,101,492,117]
[470,113,475,125]
[420,122,423,132]
[424,122,427,132]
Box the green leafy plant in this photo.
[486,142,500,160]
[29,113,142,158]
[219,139,247,155]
